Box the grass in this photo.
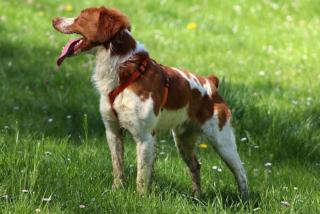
[1,0,320,213]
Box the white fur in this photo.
[203,79,213,97]
[156,107,188,133]
[114,90,157,136]
[172,67,209,96]
[93,43,147,94]
[58,17,75,32]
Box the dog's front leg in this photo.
[134,133,155,194]
[105,121,125,188]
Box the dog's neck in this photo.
[92,29,146,94]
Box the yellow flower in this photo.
[36,11,44,17]
[199,143,208,149]
[64,4,73,12]
[187,22,197,30]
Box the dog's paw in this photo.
[192,189,201,199]
[112,180,124,189]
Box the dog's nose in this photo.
[52,17,62,27]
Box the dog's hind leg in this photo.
[202,115,249,201]
[172,129,201,198]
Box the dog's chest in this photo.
[92,47,122,94]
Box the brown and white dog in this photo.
[52,7,248,200]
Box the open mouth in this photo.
[56,37,84,66]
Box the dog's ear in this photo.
[96,8,113,43]
[96,7,131,43]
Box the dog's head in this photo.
[52,7,131,66]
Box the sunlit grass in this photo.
[0,0,319,213]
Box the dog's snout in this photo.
[52,17,62,27]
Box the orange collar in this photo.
[108,59,169,117]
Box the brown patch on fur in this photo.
[109,30,136,56]
[118,52,166,115]
[208,75,219,88]
[212,94,231,130]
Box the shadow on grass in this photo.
[153,173,261,211]
[0,39,104,140]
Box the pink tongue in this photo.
[56,38,82,67]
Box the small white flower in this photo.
[35,208,41,213]
[280,200,290,207]
[79,204,86,209]
[4,126,9,129]
[0,16,7,22]
[2,195,9,199]
[302,55,308,60]
[264,162,272,167]
[253,207,261,212]
[240,137,247,142]
[271,3,279,10]
[48,118,53,123]
[212,166,222,172]
[258,71,266,76]
[232,25,238,33]
[275,71,281,76]
[22,189,29,193]
[8,61,12,67]
[253,145,260,149]
[293,187,298,190]
[66,115,72,119]
[42,196,51,202]
[292,100,298,105]
[286,16,293,22]
[129,164,134,168]
[265,45,274,54]
[159,151,166,156]
[45,151,52,156]
[282,186,288,190]
[234,5,241,14]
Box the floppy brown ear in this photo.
[96,7,131,43]
[96,9,112,43]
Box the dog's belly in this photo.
[155,107,188,133]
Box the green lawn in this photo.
[1,0,320,213]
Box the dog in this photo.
[52,6,249,200]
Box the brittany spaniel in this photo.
[52,6,248,201]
